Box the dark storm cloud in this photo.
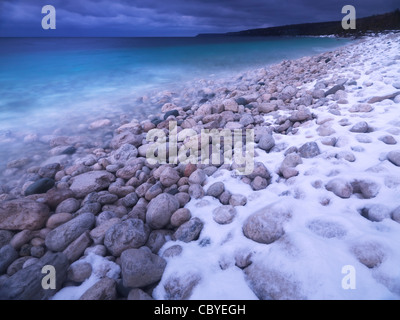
[0,0,399,36]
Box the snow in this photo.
[153,34,400,300]
[52,253,120,300]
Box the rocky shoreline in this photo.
[1,33,400,300]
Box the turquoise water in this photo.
[0,37,349,134]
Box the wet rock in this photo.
[55,198,80,214]
[24,178,55,196]
[146,193,180,229]
[0,230,14,248]
[70,171,115,198]
[104,219,150,256]
[46,212,73,229]
[173,217,204,243]
[121,248,167,288]
[0,199,50,231]
[0,245,18,274]
[45,212,95,252]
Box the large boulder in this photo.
[146,193,180,229]
[69,171,115,198]
[0,199,50,231]
[121,248,167,288]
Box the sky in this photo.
[0,0,399,37]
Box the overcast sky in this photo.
[0,0,399,36]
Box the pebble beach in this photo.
[1,32,400,300]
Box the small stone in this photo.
[162,245,183,258]
[46,212,73,229]
[24,178,55,196]
[219,190,232,205]
[258,134,275,152]
[188,184,205,199]
[160,167,180,187]
[206,182,225,198]
[10,230,34,250]
[173,217,204,243]
[90,218,120,245]
[45,212,95,252]
[363,204,391,222]
[175,192,191,207]
[251,176,268,190]
[212,205,237,224]
[104,219,150,256]
[0,245,18,274]
[145,230,173,254]
[146,193,180,229]
[0,230,14,248]
[69,171,116,198]
[387,150,400,166]
[170,208,191,227]
[298,142,321,158]
[379,135,397,145]
[349,103,373,113]
[79,277,117,300]
[188,169,206,185]
[67,261,92,283]
[351,242,385,268]
[325,84,345,97]
[350,121,369,133]
[127,288,153,300]
[351,179,380,199]
[55,198,80,214]
[336,151,356,162]
[223,99,239,112]
[229,194,247,206]
[391,206,400,223]
[325,179,353,199]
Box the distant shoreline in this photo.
[197,9,400,38]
